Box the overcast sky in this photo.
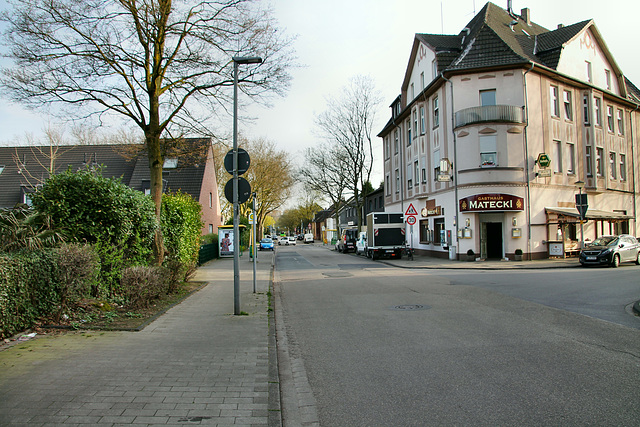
[2,0,639,187]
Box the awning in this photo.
[545,207,632,220]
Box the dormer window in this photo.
[0,165,4,175]
[164,158,178,168]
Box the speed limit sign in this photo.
[406,216,417,225]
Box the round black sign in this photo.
[224,177,252,204]
[224,148,250,175]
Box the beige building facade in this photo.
[379,2,639,260]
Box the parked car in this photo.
[259,238,274,251]
[278,236,289,246]
[337,228,358,253]
[288,236,297,245]
[579,234,640,267]
[355,232,367,255]
[304,233,314,243]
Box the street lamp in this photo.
[232,56,262,315]
[575,180,585,250]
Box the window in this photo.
[596,147,604,176]
[420,107,425,134]
[421,156,427,183]
[433,96,439,127]
[394,130,399,154]
[586,146,593,177]
[0,165,4,175]
[583,94,590,124]
[480,89,496,106]
[479,135,497,167]
[209,224,213,234]
[413,111,418,139]
[395,169,400,193]
[406,119,412,145]
[209,192,213,208]
[163,158,178,168]
[414,161,420,187]
[432,59,437,79]
[433,149,441,179]
[617,109,624,135]
[585,61,592,82]
[419,220,431,243]
[594,97,602,126]
[385,136,390,159]
[563,90,573,120]
[605,69,611,90]
[606,106,614,132]
[550,86,559,117]
[609,152,616,179]
[411,83,415,100]
[566,142,575,174]
[553,140,562,173]
[385,175,391,195]
[620,154,626,181]
[407,164,412,188]
[420,72,425,90]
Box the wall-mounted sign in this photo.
[421,206,442,217]
[459,194,524,212]
[536,153,551,168]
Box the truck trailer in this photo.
[365,212,405,259]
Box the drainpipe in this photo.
[630,103,639,234]
[442,74,458,259]
[522,62,535,260]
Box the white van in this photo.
[304,233,314,243]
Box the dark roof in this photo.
[418,2,594,73]
[0,138,212,208]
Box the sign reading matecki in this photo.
[459,194,524,212]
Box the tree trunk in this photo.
[146,130,165,265]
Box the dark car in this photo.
[337,228,358,253]
[259,238,274,251]
[579,234,640,267]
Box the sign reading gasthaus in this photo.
[459,194,524,212]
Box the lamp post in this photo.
[575,180,585,250]
[232,56,262,315]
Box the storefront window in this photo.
[419,220,431,243]
[434,218,445,245]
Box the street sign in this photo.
[405,203,418,216]
[224,148,250,175]
[575,193,588,220]
[406,216,417,225]
[437,173,451,182]
[537,169,551,177]
[248,212,255,224]
[224,177,252,204]
[536,153,551,168]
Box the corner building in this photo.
[378,2,640,260]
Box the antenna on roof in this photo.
[441,2,444,34]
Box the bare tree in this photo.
[1,0,294,263]
[313,75,381,229]
[298,142,351,234]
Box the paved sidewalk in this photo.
[0,254,275,427]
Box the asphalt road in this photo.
[274,244,640,426]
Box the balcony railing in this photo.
[454,105,525,128]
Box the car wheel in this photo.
[611,254,620,268]
[636,252,640,265]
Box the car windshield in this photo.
[590,236,617,246]
[261,239,272,243]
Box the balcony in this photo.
[454,105,525,129]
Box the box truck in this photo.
[365,212,405,259]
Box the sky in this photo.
[2,0,640,190]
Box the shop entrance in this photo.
[480,213,504,259]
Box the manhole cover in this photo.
[391,304,430,311]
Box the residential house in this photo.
[378,2,639,260]
[0,138,223,235]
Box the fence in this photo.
[198,243,218,265]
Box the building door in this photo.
[485,222,503,259]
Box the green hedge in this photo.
[0,250,59,339]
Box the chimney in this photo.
[521,8,530,25]
[557,24,564,29]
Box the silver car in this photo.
[579,234,640,267]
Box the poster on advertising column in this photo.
[218,226,235,258]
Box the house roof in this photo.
[0,138,212,208]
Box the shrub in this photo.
[161,191,203,286]
[202,233,218,245]
[53,244,99,322]
[120,266,167,309]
